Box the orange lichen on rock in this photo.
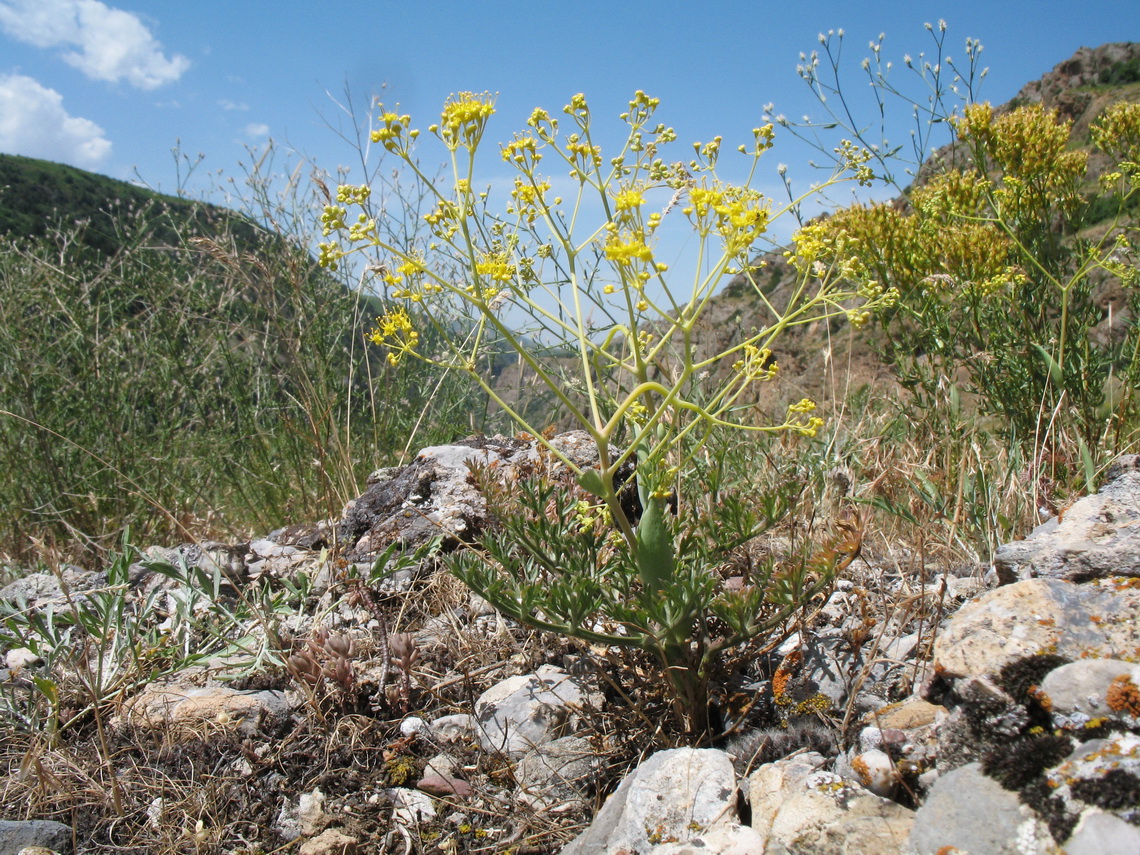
[1106,673,1140,716]
[1028,684,1053,713]
[772,650,802,700]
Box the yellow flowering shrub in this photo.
[794,96,1139,451]
[319,89,890,733]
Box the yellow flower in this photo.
[612,187,646,212]
[475,251,516,284]
[501,133,541,166]
[438,92,496,150]
[367,308,420,365]
[604,231,654,267]
[371,109,417,153]
[735,344,778,381]
[566,135,602,170]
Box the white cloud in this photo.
[0,0,188,89]
[244,122,269,138]
[0,72,111,166]
[218,99,248,112]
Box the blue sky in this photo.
[1,1,1137,227]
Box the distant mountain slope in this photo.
[0,153,260,256]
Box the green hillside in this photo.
[0,153,265,257]
[0,153,480,564]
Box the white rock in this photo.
[428,713,478,743]
[750,754,913,853]
[388,788,436,824]
[517,735,598,812]
[850,748,898,798]
[400,716,429,737]
[559,747,740,855]
[650,824,766,854]
[5,647,41,669]
[474,665,585,759]
[1065,809,1140,854]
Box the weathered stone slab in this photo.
[995,455,1140,583]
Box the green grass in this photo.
[0,159,486,565]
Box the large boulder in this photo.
[994,455,1140,583]
[748,752,914,854]
[338,431,603,561]
[909,762,1055,855]
[933,577,1140,682]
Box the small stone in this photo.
[850,748,898,798]
[516,735,599,812]
[423,753,460,779]
[298,828,358,855]
[388,787,436,824]
[400,716,428,736]
[5,647,41,669]
[474,665,586,759]
[297,788,326,837]
[416,774,472,797]
[428,713,478,743]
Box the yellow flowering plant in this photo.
[319,90,889,733]
[775,26,1140,464]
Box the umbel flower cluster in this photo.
[318,90,891,732]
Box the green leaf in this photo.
[576,468,607,498]
[1076,434,1096,494]
[1033,344,1064,388]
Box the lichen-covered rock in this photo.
[1046,733,1140,826]
[559,748,739,855]
[748,754,914,854]
[1040,659,1140,728]
[337,431,604,561]
[994,455,1140,583]
[0,566,106,609]
[933,577,1140,681]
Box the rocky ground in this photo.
[2,432,1140,854]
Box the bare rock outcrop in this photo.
[994,455,1140,583]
